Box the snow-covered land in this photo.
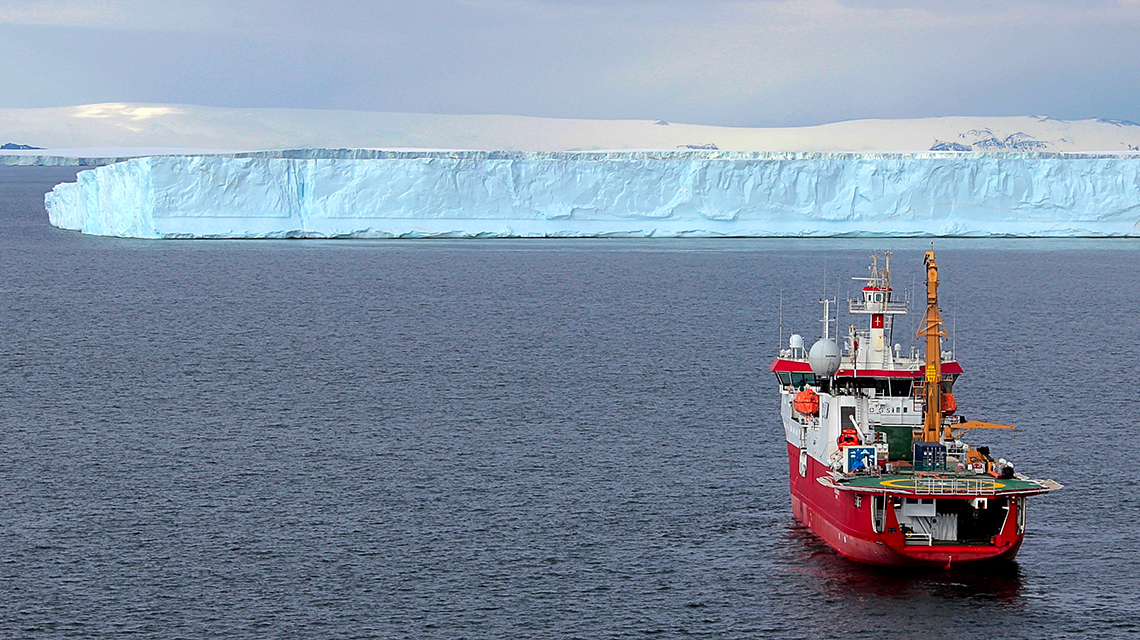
[5,103,1140,153]
[45,150,1140,238]
[0,148,237,166]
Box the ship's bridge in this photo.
[770,355,963,393]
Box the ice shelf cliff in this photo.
[44,150,1140,238]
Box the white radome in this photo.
[808,339,841,377]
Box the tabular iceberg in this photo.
[44,150,1140,238]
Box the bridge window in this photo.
[889,380,912,396]
[789,373,817,388]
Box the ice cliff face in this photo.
[44,150,1140,238]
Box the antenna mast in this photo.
[821,298,831,340]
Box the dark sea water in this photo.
[2,167,1139,638]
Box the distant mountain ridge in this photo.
[1095,118,1140,127]
[931,129,1052,152]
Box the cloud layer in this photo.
[1,0,1137,126]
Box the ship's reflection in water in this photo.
[776,523,1026,635]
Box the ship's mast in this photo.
[820,297,831,340]
[848,251,906,370]
[918,250,947,443]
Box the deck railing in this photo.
[848,300,909,314]
[912,476,999,495]
[904,532,933,546]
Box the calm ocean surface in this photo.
[2,167,1138,638]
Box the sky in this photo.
[1,0,1138,127]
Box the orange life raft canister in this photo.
[793,388,819,415]
[941,393,957,414]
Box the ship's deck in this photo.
[839,473,1051,494]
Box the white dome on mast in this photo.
[808,339,841,377]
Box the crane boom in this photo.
[918,250,946,443]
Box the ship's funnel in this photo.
[808,339,841,377]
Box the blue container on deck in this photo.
[913,442,947,471]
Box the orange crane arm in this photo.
[917,250,947,443]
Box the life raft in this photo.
[941,393,957,414]
[793,388,819,415]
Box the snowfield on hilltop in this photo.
[3,103,1140,155]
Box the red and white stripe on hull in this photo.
[786,442,1024,569]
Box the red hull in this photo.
[787,442,1023,568]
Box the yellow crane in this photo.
[918,250,1013,451]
